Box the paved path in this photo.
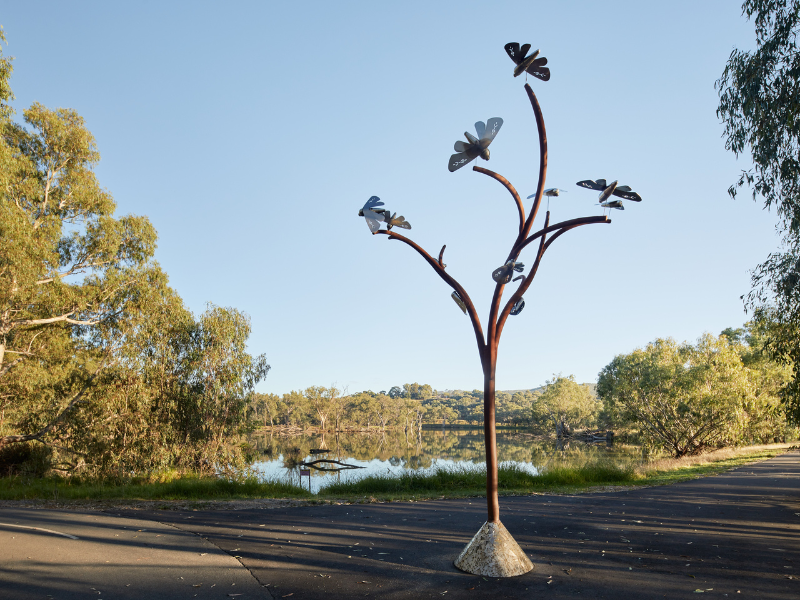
[1,451,798,599]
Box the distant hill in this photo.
[500,384,597,396]
[441,384,598,396]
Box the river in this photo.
[249,428,639,494]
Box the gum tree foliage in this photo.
[597,332,789,457]
[0,32,269,475]
[302,385,346,431]
[716,0,800,420]
[0,30,157,453]
[530,376,600,435]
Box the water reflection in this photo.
[249,429,636,494]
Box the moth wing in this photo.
[601,200,624,210]
[510,299,525,316]
[577,179,603,191]
[454,140,469,152]
[481,117,503,143]
[492,265,511,284]
[363,210,383,233]
[392,216,411,230]
[474,121,486,139]
[613,189,641,202]
[520,43,531,59]
[448,152,478,172]
[528,65,550,81]
[451,292,467,315]
[362,196,384,211]
[504,42,521,64]
[615,185,632,192]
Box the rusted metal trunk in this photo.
[483,348,500,523]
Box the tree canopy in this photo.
[716,0,800,421]
[0,30,269,477]
[531,376,600,436]
[597,327,791,456]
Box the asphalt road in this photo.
[1,451,798,599]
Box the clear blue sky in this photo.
[1,1,776,395]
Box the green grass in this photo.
[0,472,311,502]
[315,445,794,502]
[315,461,636,502]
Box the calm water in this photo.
[249,428,637,494]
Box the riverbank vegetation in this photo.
[246,319,796,459]
[0,443,791,502]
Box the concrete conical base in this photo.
[453,521,534,577]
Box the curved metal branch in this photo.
[513,215,610,256]
[518,83,548,246]
[495,213,611,344]
[472,166,525,236]
[438,245,447,268]
[376,230,486,353]
[496,212,550,344]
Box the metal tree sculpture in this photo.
[361,50,637,576]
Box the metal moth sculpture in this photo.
[491,259,525,284]
[448,118,504,172]
[358,196,386,232]
[576,179,642,211]
[504,43,550,80]
[384,212,411,230]
[451,291,467,315]
[358,196,411,232]
[356,40,646,578]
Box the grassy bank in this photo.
[0,444,792,503]
[0,472,311,502]
[317,444,794,502]
[317,460,633,500]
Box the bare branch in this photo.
[495,212,550,344]
[375,230,486,356]
[513,215,610,256]
[13,314,101,327]
[519,83,549,245]
[473,166,525,236]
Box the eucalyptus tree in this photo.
[0,32,270,475]
[531,376,600,435]
[597,333,786,456]
[716,0,800,421]
[0,37,158,451]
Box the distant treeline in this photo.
[253,319,800,458]
[247,380,598,432]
